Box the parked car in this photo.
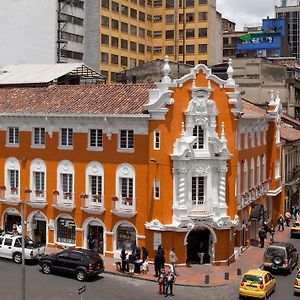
[294,268,300,295]
[291,221,300,238]
[239,269,276,300]
[262,242,298,273]
[38,248,105,281]
[0,233,45,263]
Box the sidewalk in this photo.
[45,226,291,288]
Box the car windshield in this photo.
[242,275,263,284]
[265,247,285,257]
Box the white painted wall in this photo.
[0,0,57,66]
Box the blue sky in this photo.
[217,0,275,30]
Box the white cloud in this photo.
[217,0,275,30]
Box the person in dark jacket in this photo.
[142,246,149,262]
[157,245,165,269]
[135,246,141,260]
[120,248,128,272]
[278,214,284,231]
[258,227,266,248]
[154,251,162,277]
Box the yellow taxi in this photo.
[294,268,300,295]
[291,221,300,238]
[239,269,276,300]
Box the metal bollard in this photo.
[224,272,229,280]
[237,268,242,276]
[204,275,209,284]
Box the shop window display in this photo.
[57,217,76,244]
[117,225,136,251]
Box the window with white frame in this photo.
[192,126,204,149]
[33,128,45,146]
[262,155,266,181]
[89,129,103,149]
[153,130,160,150]
[250,158,255,187]
[56,216,76,244]
[30,159,46,199]
[5,158,20,196]
[33,171,45,197]
[275,160,280,178]
[120,178,133,205]
[192,176,204,207]
[237,162,241,205]
[256,156,261,185]
[9,169,19,194]
[243,160,248,192]
[244,132,248,149]
[153,179,160,199]
[119,130,134,149]
[90,175,102,203]
[257,130,261,146]
[61,173,73,199]
[60,128,73,147]
[7,127,19,145]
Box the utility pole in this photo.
[21,201,26,300]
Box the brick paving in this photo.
[45,226,291,288]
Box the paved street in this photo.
[1,231,300,300]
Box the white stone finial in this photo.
[220,122,227,147]
[269,90,275,104]
[276,91,280,100]
[226,58,235,86]
[192,78,196,88]
[162,55,171,83]
[181,122,185,137]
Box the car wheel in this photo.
[76,270,87,281]
[13,252,22,264]
[272,255,283,266]
[42,263,51,274]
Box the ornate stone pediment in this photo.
[145,219,165,230]
[193,166,209,176]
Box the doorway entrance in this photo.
[31,212,47,244]
[186,227,211,264]
[3,211,21,232]
[88,224,104,254]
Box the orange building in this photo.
[0,58,283,265]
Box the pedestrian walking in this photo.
[278,214,284,231]
[158,268,166,295]
[269,224,275,243]
[135,246,141,260]
[120,248,128,272]
[258,227,266,248]
[285,211,291,227]
[165,267,175,297]
[169,248,178,276]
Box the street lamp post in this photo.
[21,201,26,300]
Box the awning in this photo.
[250,205,264,220]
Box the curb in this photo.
[103,270,227,288]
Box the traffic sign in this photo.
[78,285,86,295]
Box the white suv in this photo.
[0,233,45,263]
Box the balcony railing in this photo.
[26,190,47,208]
[112,197,137,218]
[0,188,21,205]
[52,192,75,212]
[81,194,105,215]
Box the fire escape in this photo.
[57,0,72,63]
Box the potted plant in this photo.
[80,193,89,199]
[35,189,43,195]
[53,190,60,195]
[125,197,133,205]
[0,186,6,191]
[11,187,18,193]
[111,195,119,201]
[25,188,32,193]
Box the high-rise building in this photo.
[0,0,99,69]
[275,0,300,60]
[100,0,222,82]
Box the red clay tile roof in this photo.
[282,113,300,127]
[241,99,268,117]
[280,123,300,141]
[0,84,155,115]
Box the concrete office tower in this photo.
[0,0,98,69]
[99,0,222,82]
[275,0,300,60]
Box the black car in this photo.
[262,242,298,273]
[38,248,104,281]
